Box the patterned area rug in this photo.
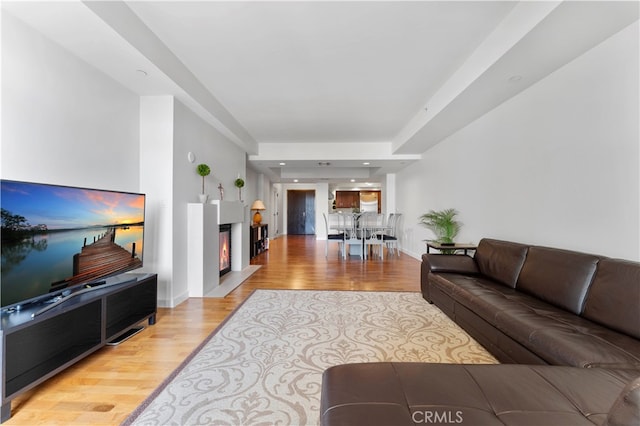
[123,290,498,425]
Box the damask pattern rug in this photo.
[123,290,497,426]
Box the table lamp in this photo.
[251,199,266,225]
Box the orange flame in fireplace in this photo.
[220,234,230,271]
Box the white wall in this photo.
[1,12,139,191]
[171,99,246,305]
[2,14,250,308]
[140,97,247,306]
[244,168,274,230]
[173,101,247,207]
[139,96,174,305]
[398,21,640,261]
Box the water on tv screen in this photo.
[1,180,145,309]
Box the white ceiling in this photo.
[125,1,514,143]
[3,1,638,183]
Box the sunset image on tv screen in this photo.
[1,180,145,307]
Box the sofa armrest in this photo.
[421,254,478,303]
[606,376,640,426]
[423,253,479,275]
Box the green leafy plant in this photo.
[419,208,461,244]
[196,163,211,194]
[234,178,245,201]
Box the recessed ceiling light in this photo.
[350,179,356,183]
[363,162,370,165]
[293,179,299,183]
[508,75,522,82]
[279,162,286,166]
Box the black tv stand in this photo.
[0,273,157,422]
[107,325,145,346]
[30,276,137,318]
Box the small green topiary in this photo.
[196,164,211,194]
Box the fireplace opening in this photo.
[219,224,232,277]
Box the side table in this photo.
[425,241,477,256]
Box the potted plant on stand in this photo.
[419,208,462,254]
[234,177,245,202]
[196,163,211,203]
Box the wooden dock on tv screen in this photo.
[68,228,142,285]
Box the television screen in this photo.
[1,180,145,309]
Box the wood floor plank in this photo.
[5,236,420,425]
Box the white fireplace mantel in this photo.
[211,200,244,225]
[187,202,251,298]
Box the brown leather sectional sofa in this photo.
[320,238,640,425]
[421,238,640,368]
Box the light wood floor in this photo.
[6,236,420,425]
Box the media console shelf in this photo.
[250,224,268,258]
[0,272,157,422]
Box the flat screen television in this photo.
[1,179,145,310]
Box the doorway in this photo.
[287,190,315,235]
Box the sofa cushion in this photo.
[320,363,640,426]
[473,239,529,288]
[516,246,599,315]
[320,362,415,426]
[494,304,640,368]
[583,258,640,340]
[443,278,548,322]
[528,328,640,369]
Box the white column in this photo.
[384,173,397,214]
[231,222,243,271]
[187,203,219,296]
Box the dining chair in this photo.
[384,213,401,256]
[386,213,395,229]
[342,212,363,260]
[323,213,344,258]
[363,212,385,260]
